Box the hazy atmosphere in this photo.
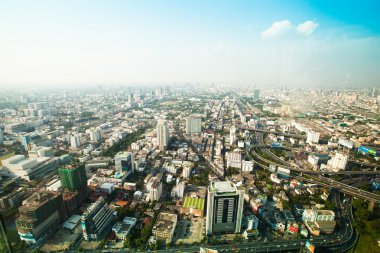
[1,0,380,88]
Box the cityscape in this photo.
[0,1,380,253]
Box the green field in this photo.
[183,197,205,210]
[351,219,380,253]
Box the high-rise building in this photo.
[253,89,260,102]
[206,181,244,235]
[186,116,202,134]
[229,126,237,145]
[114,151,134,177]
[0,128,3,145]
[157,121,169,151]
[16,191,65,245]
[59,165,89,216]
[81,197,113,241]
[58,165,87,191]
[89,128,102,142]
[70,134,81,149]
[150,181,162,201]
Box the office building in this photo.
[2,155,59,181]
[16,191,65,245]
[157,121,169,150]
[206,181,244,235]
[114,151,134,177]
[186,116,202,134]
[81,197,113,241]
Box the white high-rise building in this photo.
[307,130,320,144]
[150,181,162,201]
[157,121,169,151]
[206,181,244,235]
[186,116,202,134]
[215,140,223,157]
[230,126,237,145]
[175,179,185,198]
[182,161,194,179]
[330,152,348,170]
[70,134,81,149]
[89,128,102,142]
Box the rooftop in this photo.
[211,181,236,193]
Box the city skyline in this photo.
[1,0,380,87]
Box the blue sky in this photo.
[1,0,379,87]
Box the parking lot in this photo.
[174,217,205,245]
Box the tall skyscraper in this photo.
[157,121,169,151]
[186,115,202,134]
[206,181,244,235]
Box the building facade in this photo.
[206,181,244,235]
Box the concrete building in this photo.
[302,209,335,223]
[152,212,178,244]
[157,121,169,151]
[242,160,254,172]
[229,126,237,145]
[112,217,137,240]
[70,134,81,149]
[329,152,348,170]
[150,181,163,202]
[182,161,194,179]
[114,151,134,177]
[2,155,59,181]
[307,130,320,144]
[81,197,113,241]
[186,115,202,134]
[16,191,65,245]
[206,181,244,235]
[226,149,242,169]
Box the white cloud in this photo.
[297,20,319,36]
[261,20,292,38]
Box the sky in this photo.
[1,0,380,88]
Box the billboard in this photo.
[358,146,378,157]
[305,241,315,253]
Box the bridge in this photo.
[241,126,307,139]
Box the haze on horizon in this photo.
[1,0,380,88]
